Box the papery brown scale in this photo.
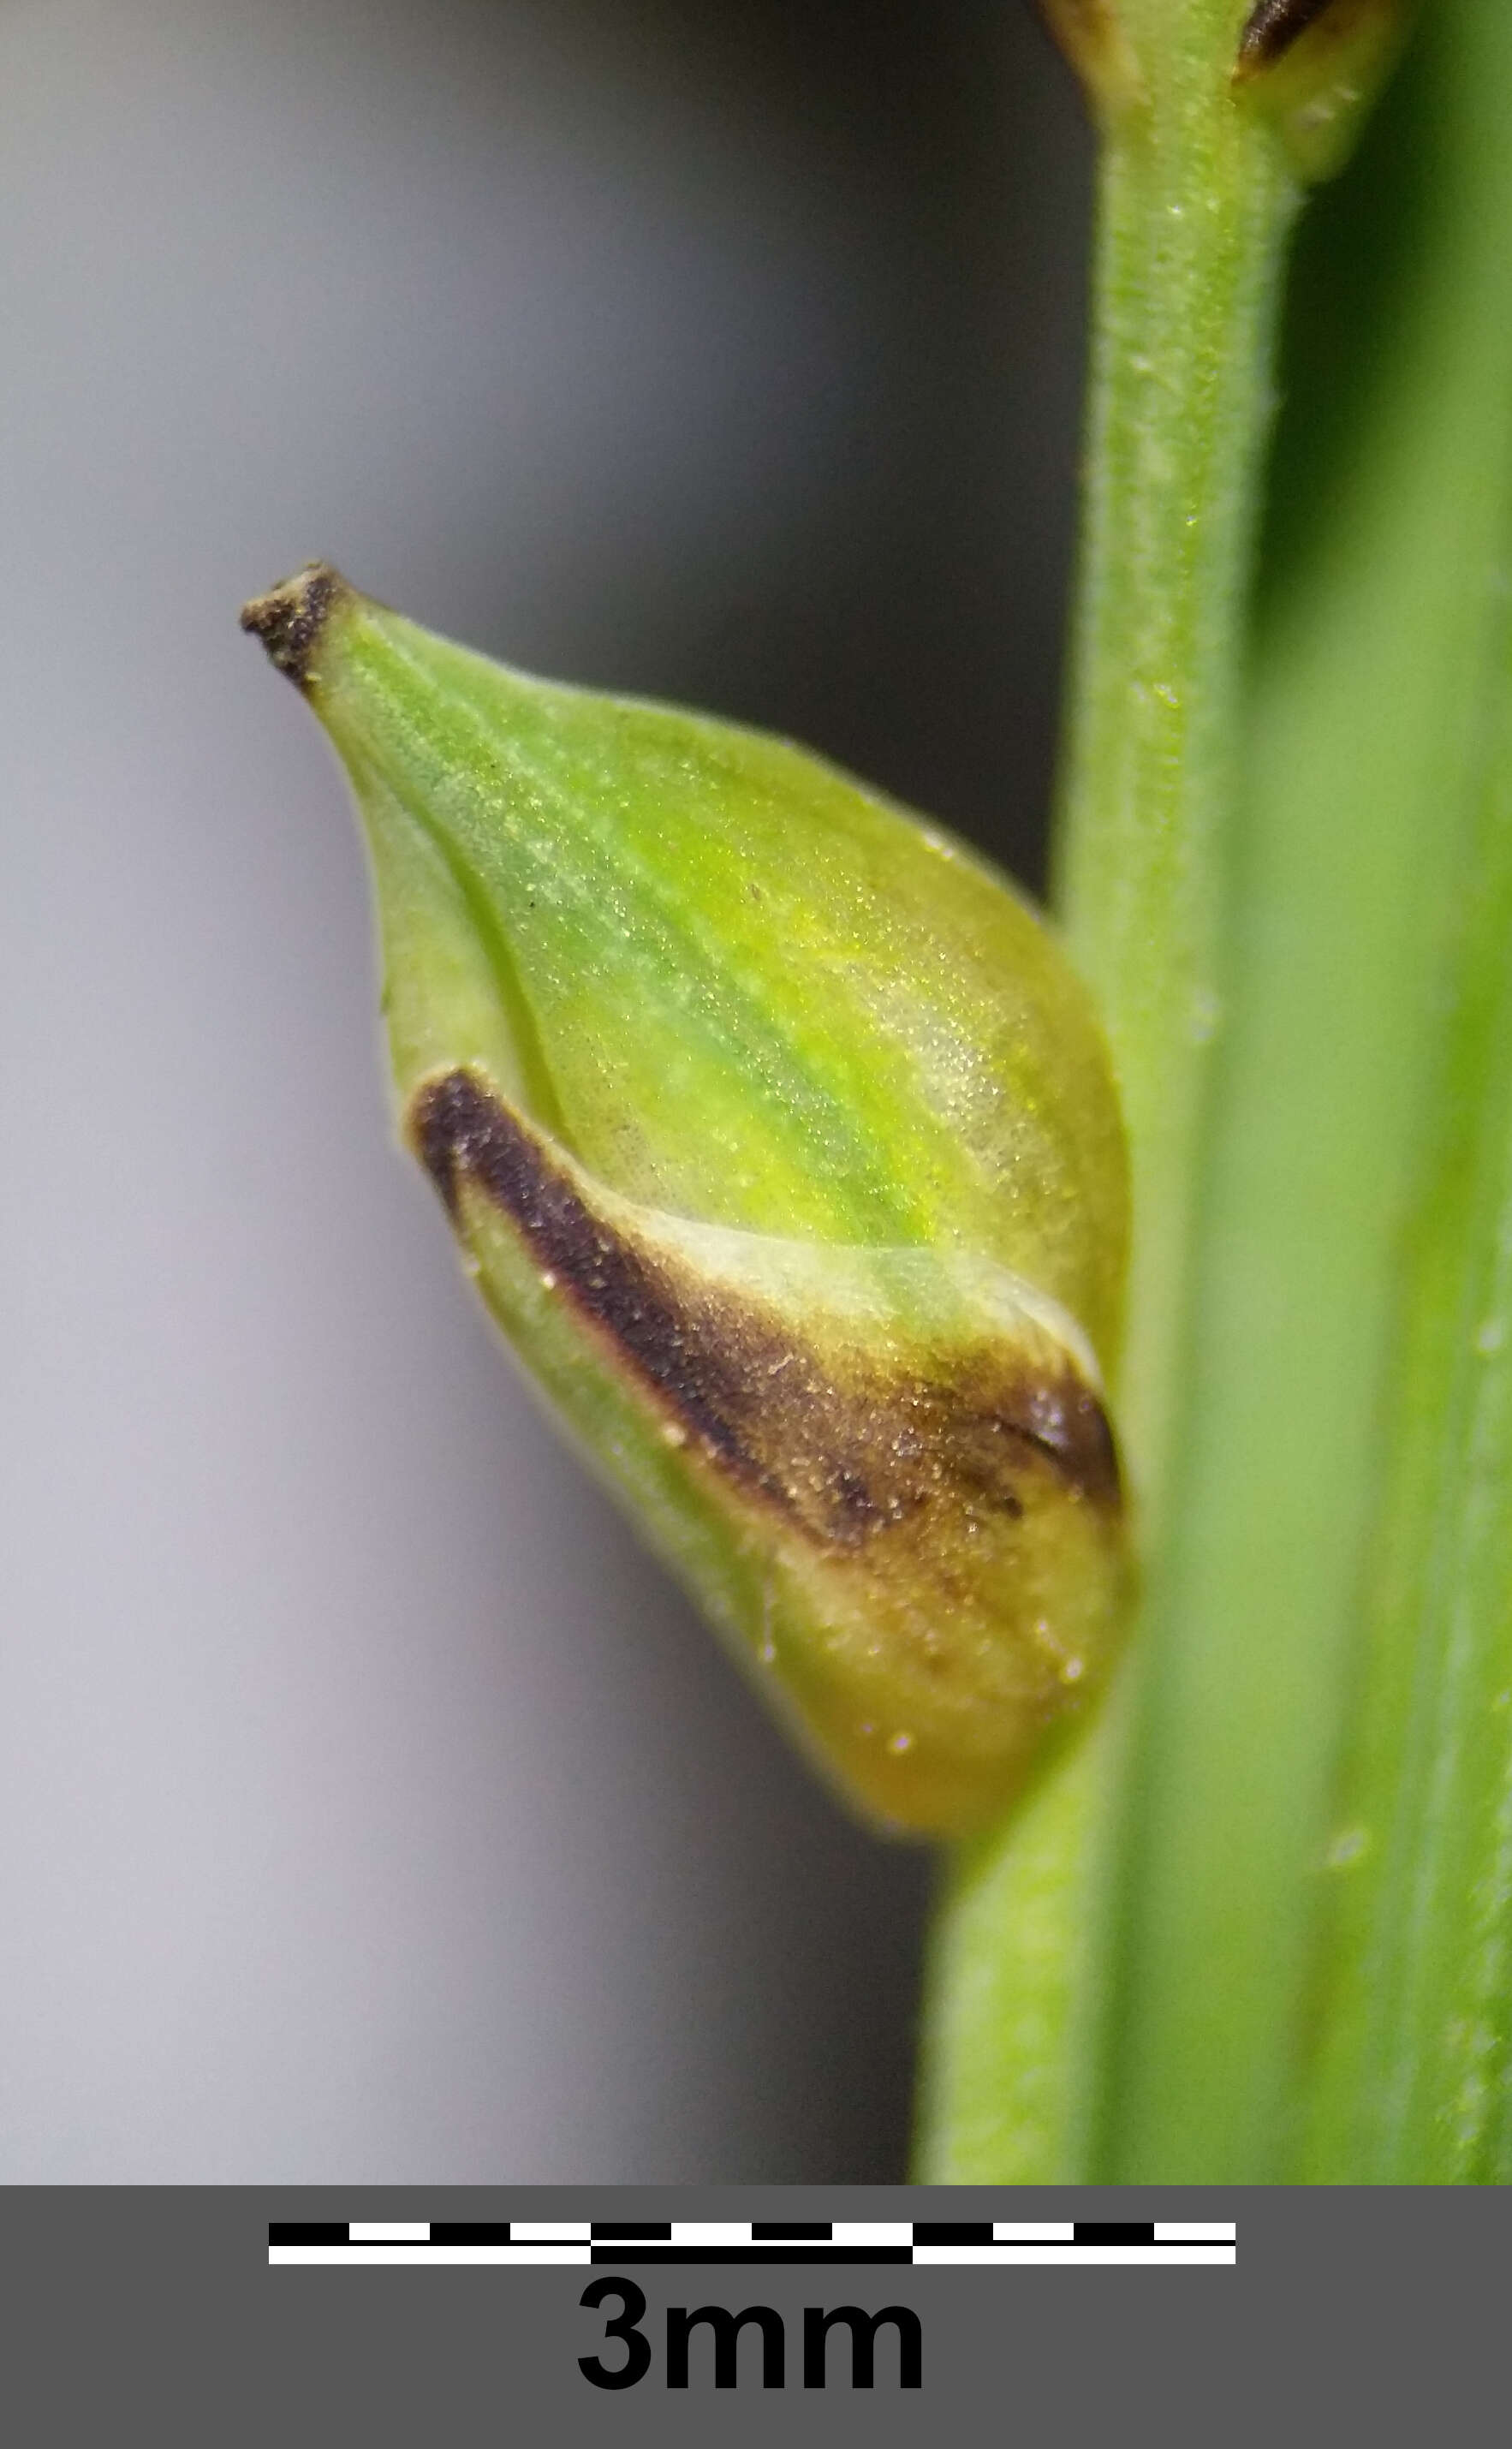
[1035,0,1144,121]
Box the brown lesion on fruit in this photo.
[1034,3,1144,122]
[240,562,350,688]
[410,1068,1122,1558]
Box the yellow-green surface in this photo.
[244,574,1130,1837]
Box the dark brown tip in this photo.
[1235,0,1334,78]
[239,563,348,688]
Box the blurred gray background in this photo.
[0,0,1090,2180]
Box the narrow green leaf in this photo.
[1299,104,1512,2172]
[1087,0,1512,2182]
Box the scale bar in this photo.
[270,2219,1235,2269]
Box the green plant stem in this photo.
[917,7,1298,2181]
[1056,62,1297,1512]
[915,1707,1120,2183]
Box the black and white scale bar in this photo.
[269,2220,1235,2268]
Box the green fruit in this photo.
[242,567,1130,1835]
